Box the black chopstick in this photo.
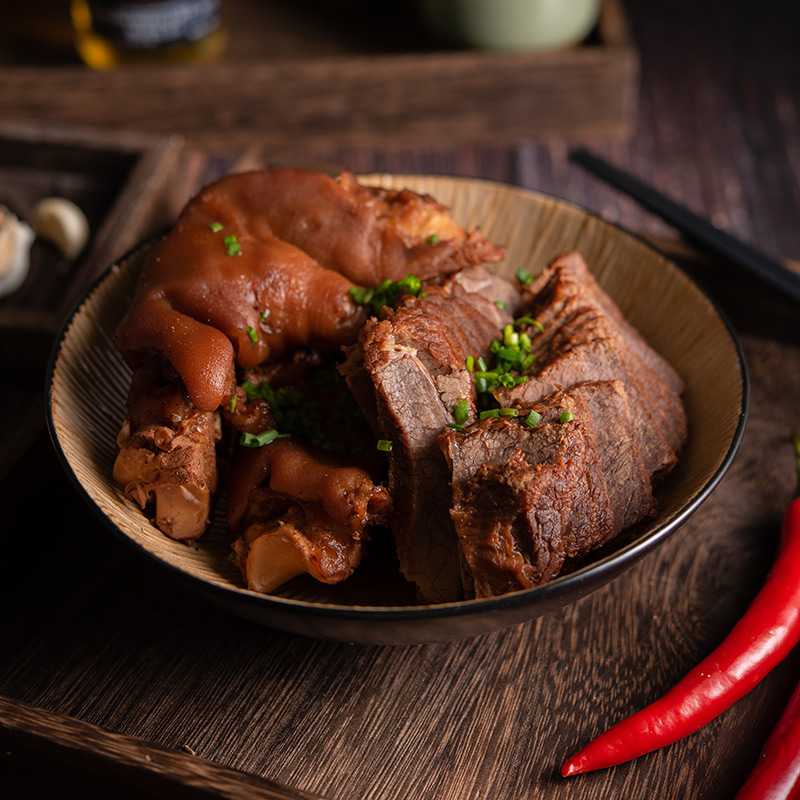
[569,148,800,305]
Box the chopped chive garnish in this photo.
[515,315,544,332]
[515,268,534,286]
[209,221,223,232]
[377,439,393,452]
[466,355,475,372]
[454,398,469,425]
[495,300,507,310]
[479,409,500,420]
[224,234,241,256]
[525,410,541,428]
[498,346,520,361]
[246,326,258,347]
[350,275,423,315]
[427,233,440,245]
[230,396,237,413]
[560,411,575,423]
[259,308,270,322]
[499,407,519,416]
[239,429,287,448]
[521,354,536,371]
[498,372,517,388]
[447,423,465,431]
[519,333,532,352]
[477,357,488,373]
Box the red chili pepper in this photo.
[561,429,800,777]
[735,675,800,799]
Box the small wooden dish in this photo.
[46,175,747,645]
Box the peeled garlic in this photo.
[0,206,35,297]
[30,197,90,260]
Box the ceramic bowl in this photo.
[47,175,748,645]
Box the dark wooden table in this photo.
[2,1,800,798]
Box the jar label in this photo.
[88,0,221,48]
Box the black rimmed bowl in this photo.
[46,174,748,645]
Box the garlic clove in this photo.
[0,206,35,297]
[30,197,90,260]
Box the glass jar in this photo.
[71,0,227,69]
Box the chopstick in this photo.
[569,148,800,305]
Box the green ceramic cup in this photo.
[418,0,602,52]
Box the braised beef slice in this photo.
[340,269,518,602]
[440,400,614,598]
[523,251,684,396]
[501,308,680,479]
[500,253,687,481]
[559,381,656,532]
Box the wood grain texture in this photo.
[3,0,800,798]
[0,0,637,153]
[0,696,332,800]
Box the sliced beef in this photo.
[559,381,656,532]
[500,252,687,481]
[440,391,614,598]
[522,251,684,396]
[340,268,519,602]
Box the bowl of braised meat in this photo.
[47,170,747,645]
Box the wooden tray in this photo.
[0,0,638,154]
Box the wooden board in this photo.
[0,0,638,154]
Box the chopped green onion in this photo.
[259,308,270,322]
[230,396,237,414]
[477,357,488,373]
[349,274,423,315]
[227,550,237,562]
[521,354,536,371]
[498,407,519,416]
[560,411,575,423]
[479,409,500,420]
[466,355,475,372]
[495,300,507,310]
[519,333,532,352]
[377,439,393,452]
[515,268,534,286]
[515,315,544,333]
[447,423,465,431]
[498,346,521,361]
[498,372,517,388]
[427,233,440,245]
[239,429,286,448]
[475,375,489,394]
[246,326,258,347]
[525,410,541,428]
[224,234,241,256]
[209,221,224,232]
[454,398,469,425]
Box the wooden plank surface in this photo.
[0,0,637,153]
[2,1,800,798]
